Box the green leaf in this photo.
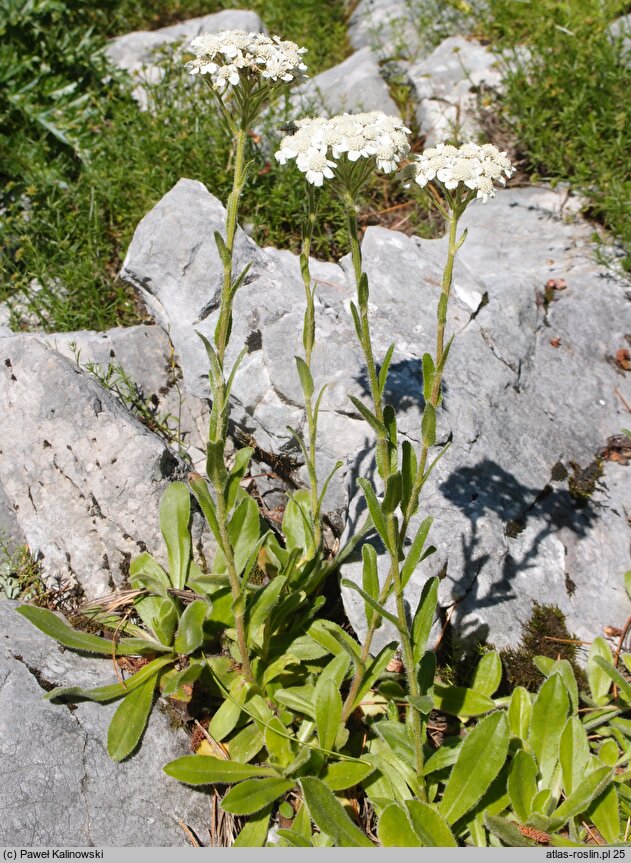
[46,655,174,703]
[439,711,510,825]
[159,482,191,590]
[560,716,591,796]
[282,490,313,558]
[484,814,536,847]
[161,661,204,700]
[224,446,254,511]
[228,495,262,579]
[472,651,502,697]
[546,766,613,831]
[226,722,264,765]
[233,805,272,847]
[432,684,496,717]
[625,570,631,601]
[222,778,294,815]
[411,575,439,663]
[593,656,631,703]
[163,755,279,785]
[507,749,539,823]
[16,605,168,656]
[276,830,311,848]
[247,576,287,645]
[295,356,314,400]
[588,784,621,844]
[588,637,614,705]
[401,440,417,512]
[382,473,401,515]
[348,395,386,437]
[107,676,156,761]
[375,721,416,769]
[315,677,343,752]
[508,686,532,741]
[274,685,316,719]
[378,344,395,395]
[208,677,248,741]
[300,778,374,847]
[213,229,230,267]
[401,518,434,591]
[421,403,436,447]
[406,800,457,846]
[173,599,208,655]
[378,803,422,846]
[422,353,435,404]
[423,737,462,775]
[528,673,569,786]
[361,543,380,626]
[321,761,374,791]
[357,478,392,554]
[265,716,294,769]
[341,578,401,633]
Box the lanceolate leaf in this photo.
[163,755,279,785]
[439,711,510,825]
[411,575,439,664]
[159,481,191,590]
[593,657,631,703]
[222,778,294,815]
[484,814,536,847]
[507,749,539,823]
[16,605,169,656]
[588,784,621,844]
[587,637,614,705]
[173,599,209,655]
[320,760,374,791]
[545,766,613,832]
[46,654,174,703]
[432,684,495,717]
[232,805,272,847]
[378,803,421,846]
[361,543,380,626]
[341,578,401,632]
[471,651,502,697]
[401,517,433,589]
[300,777,374,847]
[348,395,386,437]
[357,478,392,554]
[559,716,590,796]
[406,801,457,847]
[507,686,532,741]
[315,677,342,752]
[528,673,570,787]
[107,676,156,761]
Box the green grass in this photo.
[0,0,352,331]
[474,0,631,269]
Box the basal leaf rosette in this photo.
[404,142,515,209]
[275,112,411,195]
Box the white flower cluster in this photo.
[275,112,411,186]
[408,142,515,202]
[186,30,307,91]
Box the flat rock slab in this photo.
[0,601,212,846]
[407,36,502,146]
[106,10,264,108]
[0,335,195,598]
[121,178,631,649]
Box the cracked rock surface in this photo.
[122,178,630,649]
[0,334,209,599]
[0,601,212,846]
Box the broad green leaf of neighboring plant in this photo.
[587,637,614,705]
[300,778,374,847]
[507,749,539,823]
[160,481,191,590]
[560,716,590,796]
[528,673,569,787]
[587,784,621,844]
[222,778,294,815]
[377,803,422,846]
[107,675,156,761]
[439,711,510,825]
[163,755,279,785]
[406,801,457,847]
[471,651,502,697]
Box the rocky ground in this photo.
[1,2,630,845]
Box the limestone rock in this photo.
[106,10,264,109]
[0,335,192,598]
[407,36,502,146]
[292,48,400,117]
[0,601,212,846]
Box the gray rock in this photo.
[292,48,400,117]
[121,178,631,649]
[348,0,468,63]
[340,187,631,652]
[609,13,631,56]
[106,10,264,109]
[0,481,26,558]
[0,335,195,598]
[407,36,502,145]
[0,601,212,846]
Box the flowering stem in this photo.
[299,186,322,550]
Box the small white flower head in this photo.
[186,30,308,92]
[407,141,515,202]
[274,111,411,186]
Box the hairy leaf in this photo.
[107,676,155,761]
[163,755,279,785]
[222,778,294,815]
[300,777,373,847]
